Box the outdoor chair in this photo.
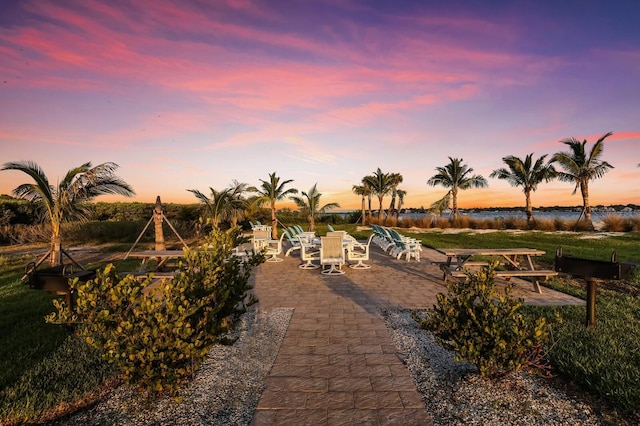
[252,228,271,251]
[283,230,302,256]
[298,237,320,269]
[347,233,375,269]
[388,228,421,261]
[264,232,286,262]
[320,236,345,275]
[378,227,399,253]
[288,226,299,236]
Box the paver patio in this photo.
[250,245,583,425]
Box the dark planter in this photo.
[24,263,96,309]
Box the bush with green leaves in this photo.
[416,261,550,378]
[46,226,264,395]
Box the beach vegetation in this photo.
[416,261,550,378]
[46,227,262,397]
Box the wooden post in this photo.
[154,196,165,251]
[586,277,597,327]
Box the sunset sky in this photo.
[1,0,639,211]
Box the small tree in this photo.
[1,161,134,265]
[289,184,340,232]
[415,262,549,378]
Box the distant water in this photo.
[398,210,639,223]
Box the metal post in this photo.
[586,277,597,327]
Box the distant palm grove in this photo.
[1,132,639,246]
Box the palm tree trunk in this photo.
[581,181,593,226]
[377,196,384,222]
[50,235,62,266]
[451,188,459,221]
[525,190,534,224]
[360,195,366,226]
[271,201,278,239]
[388,190,397,219]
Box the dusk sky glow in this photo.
[1,0,639,210]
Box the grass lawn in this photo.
[0,247,118,425]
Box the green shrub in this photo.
[46,226,264,396]
[415,262,550,378]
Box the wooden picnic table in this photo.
[436,248,557,293]
[127,250,185,273]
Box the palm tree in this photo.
[427,157,488,221]
[1,161,134,266]
[290,184,340,232]
[363,177,373,223]
[352,183,369,225]
[249,172,298,239]
[386,172,404,219]
[226,180,250,227]
[490,153,557,225]
[395,189,407,220]
[552,132,614,228]
[187,187,232,228]
[364,168,394,222]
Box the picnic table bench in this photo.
[434,248,558,293]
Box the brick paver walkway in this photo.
[250,245,583,425]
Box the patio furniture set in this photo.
[251,225,376,275]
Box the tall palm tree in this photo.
[352,183,369,225]
[395,189,407,219]
[386,172,404,219]
[290,184,340,232]
[552,132,614,227]
[249,172,298,238]
[427,157,488,221]
[490,153,557,225]
[1,161,134,266]
[364,168,394,222]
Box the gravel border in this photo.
[382,307,602,426]
[53,308,293,426]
